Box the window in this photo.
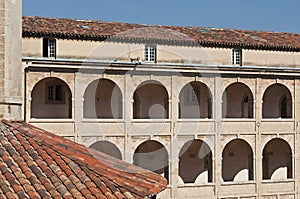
[232,49,241,65]
[145,45,156,62]
[241,95,253,118]
[43,38,56,58]
[185,86,199,105]
[46,82,65,104]
[280,96,287,118]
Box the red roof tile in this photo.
[22,16,300,52]
[0,120,167,198]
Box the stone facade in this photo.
[1,3,300,197]
[21,36,300,198]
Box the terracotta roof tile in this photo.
[23,16,300,51]
[0,120,167,198]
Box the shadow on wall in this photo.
[84,78,122,119]
[262,83,292,118]
[222,139,253,182]
[179,139,212,183]
[31,77,72,119]
[133,140,169,182]
[263,138,292,180]
[133,81,169,119]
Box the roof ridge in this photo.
[23,15,142,27]
[22,16,300,51]
[22,15,300,35]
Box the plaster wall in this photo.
[22,38,300,67]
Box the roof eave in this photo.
[22,31,300,52]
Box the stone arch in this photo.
[222,139,253,182]
[31,77,72,119]
[84,78,122,119]
[262,138,292,180]
[222,82,254,118]
[133,140,169,182]
[89,141,122,160]
[179,139,212,183]
[133,80,169,119]
[178,81,212,119]
[262,83,292,118]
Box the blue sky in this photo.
[23,0,300,33]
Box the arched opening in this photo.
[222,83,253,118]
[179,139,212,183]
[133,140,169,182]
[84,79,122,119]
[31,77,72,119]
[262,138,292,180]
[89,141,122,160]
[178,81,212,119]
[262,84,292,118]
[133,81,169,119]
[222,139,253,182]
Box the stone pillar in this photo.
[214,76,222,132]
[170,75,178,199]
[0,0,22,120]
[74,72,81,142]
[255,77,263,196]
[294,79,300,198]
[214,76,223,197]
[124,73,132,163]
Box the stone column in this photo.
[255,77,263,196]
[294,79,300,198]
[214,76,223,197]
[124,73,132,163]
[74,72,82,142]
[170,75,178,199]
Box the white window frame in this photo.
[185,86,199,105]
[45,81,65,104]
[232,48,242,66]
[43,38,56,58]
[48,39,56,58]
[144,45,156,62]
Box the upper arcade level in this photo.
[25,72,300,137]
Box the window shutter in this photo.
[43,38,48,57]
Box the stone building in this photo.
[0,3,286,197]
[20,16,300,199]
[0,2,168,199]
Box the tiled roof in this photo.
[0,120,167,198]
[23,16,300,52]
